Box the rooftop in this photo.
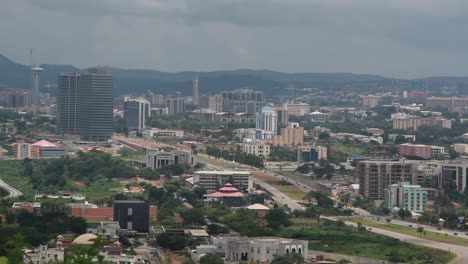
[195,170,251,175]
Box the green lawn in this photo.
[280,222,455,263]
[80,179,123,200]
[0,159,123,202]
[0,160,35,200]
[331,141,369,154]
[268,182,306,201]
[345,217,468,247]
[121,150,147,160]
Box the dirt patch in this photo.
[72,181,86,189]
[168,252,184,264]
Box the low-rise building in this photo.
[284,103,310,116]
[397,143,445,159]
[143,128,184,138]
[397,143,432,159]
[203,183,244,206]
[392,116,452,130]
[246,203,270,217]
[306,111,330,122]
[226,237,308,263]
[242,139,270,158]
[384,182,428,212]
[309,126,331,140]
[454,143,468,154]
[297,145,327,163]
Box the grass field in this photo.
[344,217,468,247]
[79,179,123,200]
[267,182,306,200]
[0,159,123,201]
[280,222,455,264]
[0,160,35,200]
[122,150,147,160]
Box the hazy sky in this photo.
[1,0,468,78]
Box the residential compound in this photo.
[426,96,468,110]
[392,115,452,130]
[193,170,252,193]
[358,159,468,200]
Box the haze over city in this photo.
[2,1,468,264]
[2,0,468,77]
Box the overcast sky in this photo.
[1,0,468,78]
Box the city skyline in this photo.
[2,1,468,78]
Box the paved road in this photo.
[385,218,468,239]
[324,217,468,264]
[253,179,305,211]
[0,178,22,199]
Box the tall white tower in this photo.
[31,66,44,113]
[193,75,199,106]
[256,106,278,134]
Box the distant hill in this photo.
[0,53,467,96]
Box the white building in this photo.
[242,138,270,158]
[284,103,310,116]
[146,151,195,170]
[235,128,275,140]
[256,106,278,134]
[143,128,184,138]
[226,237,308,263]
[431,145,446,157]
[362,95,382,108]
[454,143,468,154]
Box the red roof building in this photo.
[203,183,244,206]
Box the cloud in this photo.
[0,0,467,78]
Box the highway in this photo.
[350,221,468,264]
[0,178,22,199]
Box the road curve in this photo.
[328,218,467,264]
[0,178,22,199]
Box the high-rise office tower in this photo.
[57,73,80,135]
[198,94,223,112]
[256,106,278,134]
[79,68,114,141]
[193,75,199,106]
[124,97,151,132]
[166,97,185,115]
[221,89,268,114]
[31,66,44,113]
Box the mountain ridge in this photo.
[0,54,467,96]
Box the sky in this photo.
[1,0,468,78]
